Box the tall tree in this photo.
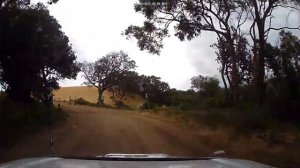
[266,31,300,100]
[124,0,250,103]
[264,31,300,121]
[0,3,79,103]
[246,0,300,103]
[214,35,252,103]
[80,51,136,105]
[124,0,300,104]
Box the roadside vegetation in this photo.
[0,93,67,155]
[0,1,75,157]
[0,0,300,167]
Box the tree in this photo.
[116,71,140,98]
[214,35,252,103]
[264,31,300,121]
[139,75,170,105]
[124,0,252,103]
[0,0,58,10]
[246,0,300,104]
[124,0,300,105]
[266,31,300,100]
[0,3,79,103]
[80,51,136,105]
[191,75,220,98]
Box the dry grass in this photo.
[51,88,300,167]
[53,86,145,109]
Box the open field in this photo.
[53,86,145,109]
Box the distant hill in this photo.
[53,86,145,109]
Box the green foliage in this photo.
[165,89,200,109]
[139,75,170,105]
[203,97,222,108]
[80,50,136,105]
[191,75,220,98]
[140,101,157,110]
[0,95,67,148]
[119,71,140,95]
[264,31,300,123]
[125,0,300,107]
[0,3,79,103]
[178,102,193,111]
[186,106,277,132]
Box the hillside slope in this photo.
[53,86,145,109]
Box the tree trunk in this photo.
[221,61,229,104]
[227,36,239,103]
[251,0,267,104]
[97,88,105,106]
[254,20,266,104]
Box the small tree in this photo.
[80,51,136,105]
[191,75,220,98]
[139,75,170,105]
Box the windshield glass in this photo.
[0,0,300,167]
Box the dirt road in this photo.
[2,103,215,162]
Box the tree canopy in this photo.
[80,51,136,105]
[124,0,300,105]
[0,3,79,103]
[191,75,220,98]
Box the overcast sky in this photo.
[34,0,300,90]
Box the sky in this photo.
[33,0,300,90]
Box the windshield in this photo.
[0,0,300,167]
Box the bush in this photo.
[74,97,95,106]
[0,96,67,148]
[203,97,223,108]
[115,100,129,109]
[196,109,229,127]
[140,101,157,110]
[178,102,193,111]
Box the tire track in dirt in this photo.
[1,103,213,162]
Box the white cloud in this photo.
[42,0,206,90]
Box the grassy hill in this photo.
[53,86,145,109]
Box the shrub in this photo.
[140,101,157,110]
[74,97,95,106]
[203,97,222,108]
[178,102,192,111]
[0,96,67,148]
[115,100,128,109]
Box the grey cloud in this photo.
[185,33,220,77]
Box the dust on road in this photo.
[2,103,214,162]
